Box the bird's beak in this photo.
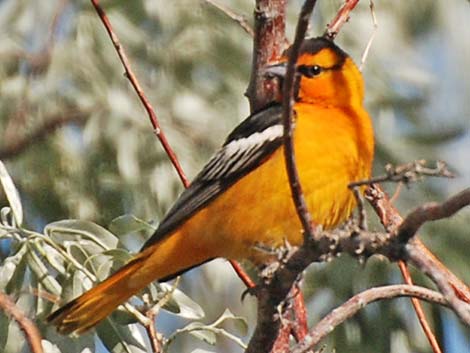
[263,62,287,79]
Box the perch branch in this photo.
[291,285,447,353]
[282,0,318,240]
[245,2,319,352]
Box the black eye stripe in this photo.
[297,63,343,78]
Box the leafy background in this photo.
[0,0,469,352]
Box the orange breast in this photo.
[174,103,374,264]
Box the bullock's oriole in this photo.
[48,37,374,334]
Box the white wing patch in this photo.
[201,124,284,181]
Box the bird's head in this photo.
[265,37,365,108]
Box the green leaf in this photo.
[0,310,9,353]
[2,315,24,353]
[166,309,248,349]
[4,256,27,295]
[108,214,156,237]
[110,308,139,326]
[4,243,28,294]
[102,248,133,264]
[42,244,66,276]
[0,161,23,226]
[26,245,62,296]
[0,261,17,292]
[40,329,95,353]
[41,340,62,353]
[159,283,205,319]
[45,219,119,250]
[72,270,92,299]
[185,322,217,345]
[96,318,146,353]
[214,309,248,337]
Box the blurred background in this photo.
[0,0,469,352]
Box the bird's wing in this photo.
[142,104,285,249]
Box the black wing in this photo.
[142,104,284,249]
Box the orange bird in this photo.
[48,37,374,334]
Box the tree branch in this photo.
[349,160,454,188]
[365,184,470,344]
[0,291,44,353]
[325,0,360,40]
[89,0,189,187]
[365,184,470,303]
[203,0,254,36]
[282,0,318,241]
[407,242,470,325]
[397,187,470,243]
[245,2,318,352]
[246,0,287,111]
[291,285,447,353]
[246,183,470,352]
[397,260,442,353]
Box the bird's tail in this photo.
[47,254,149,335]
[48,226,216,335]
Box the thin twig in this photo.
[365,184,470,349]
[359,0,378,71]
[291,285,447,353]
[291,284,308,341]
[407,243,470,325]
[324,0,360,40]
[397,261,443,353]
[349,160,454,188]
[142,278,180,353]
[389,182,403,204]
[89,0,189,187]
[351,186,367,230]
[272,2,319,348]
[397,187,470,242]
[229,260,256,288]
[0,291,44,353]
[366,184,470,303]
[291,282,308,342]
[204,0,254,36]
[146,321,163,353]
[282,0,318,242]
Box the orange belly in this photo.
[171,103,374,264]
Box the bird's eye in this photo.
[298,65,322,78]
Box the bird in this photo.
[47,36,374,334]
